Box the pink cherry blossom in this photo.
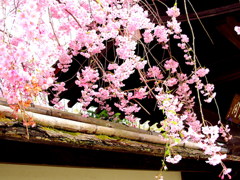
[147,66,164,79]
[220,168,232,179]
[180,34,189,43]
[128,87,147,100]
[154,25,169,44]
[143,30,154,43]
[206,154,226,166]
[166,154,182,164]
[108,64,119,70]
[196,68,209,77]
[0,1,232,176]
[165,77,178,87]
[234,26,240,35]
[167,18,182,34]
[166,6,180,18]
[164,59,179,73]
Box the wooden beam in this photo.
[0,139,240,174]
[156,3,240,23]
[0,121,209,160]
[216,16,240,49]
[178,3,240,22]
[213,71,240,84]
[0,116,239,161]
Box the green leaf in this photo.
[114,112,121,117]
[174,138,181,143]
[165,149,170,156]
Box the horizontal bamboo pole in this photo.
[0,104,213,152]
[0,98,154,135]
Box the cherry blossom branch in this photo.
[48,8,61,47]
[65,9,82,28]
[183,0,207,126]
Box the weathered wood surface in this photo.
[0,118,240,162]
[0,118,203,159]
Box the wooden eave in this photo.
[0,118,207,160]
[1,101,240,178]
[0,101,207,160]
[0,99,240,162]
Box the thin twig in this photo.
[65,9,82,28]
[48,8,61,46]
[183,0,206,126]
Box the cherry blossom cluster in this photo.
[0,0,232,179]
[234,26,240,35]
